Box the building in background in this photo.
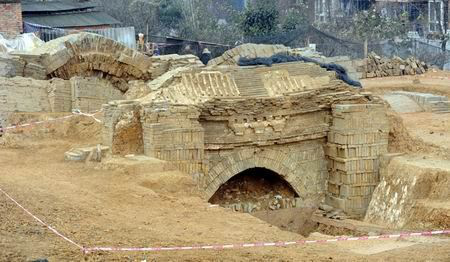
[312,0,449,36]
[427,0,448,32]
[21,0,120,30]
[314,0,374,22]
[0,0,23,37]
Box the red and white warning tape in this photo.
[1,186,449,254]
[83,230,450,253]
[0,109,102,132]
[0,187,84,250]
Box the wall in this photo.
[0,76,53,127]
[0,76,52,113]
[0,1,22,37]
[102,100,389,217]
[0,54,48,80]
[0,76,124,126]
[71,77,123,112]
[102,101,144,156]
[326,104,389,217]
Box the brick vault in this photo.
[102,62,389,217]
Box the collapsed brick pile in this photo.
[365,53,428,78]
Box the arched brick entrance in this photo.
[204,145,327,200]
[36,33,153,81]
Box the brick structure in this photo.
[0,0,22,37]
[326,104,389,216]
[1,33,388,217]
[0,76,124,127]
[102,59,389,217]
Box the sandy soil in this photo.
[0,115,449,261]
[361,70,450,97]
[400,112,450,151]
[360,70,450,159]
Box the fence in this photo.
[24,22,136,49]
[245,25,450,69]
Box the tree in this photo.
[158,0,183,32]
[281,7,309,31]
[128,0,158,35]
[240,1,279,37]
[176,0,242,44]
[352,8,409,42]
[98,0,242,44]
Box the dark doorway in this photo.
[209,168,299,212]
[209,167,318,236]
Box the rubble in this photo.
[222,197,304,213]
[64,145,110,162]
[365,52,428,78]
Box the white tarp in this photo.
[0,33,44,53]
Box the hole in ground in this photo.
[209,168,319,236]
[209,168,299,211]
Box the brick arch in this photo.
[37,33,153,81]
[205,148,309,199]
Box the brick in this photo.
[327,143,388,158]
[328,170,380,185]
[328,130,388,145]
[329,157,380,173]
[0,2,22,37]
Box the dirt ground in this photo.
[1,115,450,261]
[400,112,450,151]
[361,71,450,160]
[362,70,450,97]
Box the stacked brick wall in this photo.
[140,103,204,175]
[326,104,389,217]
[0,77,52,113]
[0,76,125,127]
[71,77,123,112]
[0,1,22,37]
[0,54,47,80]
[0,76,52,127]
